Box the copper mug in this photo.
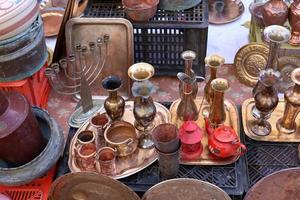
[76,130,96,146]
[96,147,117,176]
[88,113,109,148]
[75,143,97,172]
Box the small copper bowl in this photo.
[123,0,159,21]
[104,121,138,157]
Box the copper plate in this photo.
[48,172,140,200]
[234,42,269,87]
[244,168,300,200]
[242,98,300,142]
[170,97,240,165]
[41,7,65,37]
[69,101,171,179]
[142,178,231,200]
[65,18,134,100]
[209,0,245,24]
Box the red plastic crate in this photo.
[0,65,50,109]
[0,166,56,200]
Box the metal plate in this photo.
[49,172,141,200]
[142,178,231,200]
[69,101,171,179]
[170,97,241,165]
[277,56,300,92]
[209,0,245,24]
[244,168,300,200]
[234,42,269,87]
[65,18,134,100]
[242,98,300,142]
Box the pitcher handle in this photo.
[236,143,247,156]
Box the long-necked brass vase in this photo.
[132,80,156,149]
[276,68,300,134]
[253,25,291,96]
[177,72,199,121]
[102,76,125,121]
[288,0,300,46]
[251,69,280,136]
[204,55,225,106]
[209,78,230,127]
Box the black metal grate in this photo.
[244,136,300,191]
[83,0,208,77]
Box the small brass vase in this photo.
[204,54,225,107]
[261,0,288,26]
[251,69,280,136]
[276,68,300,134]
[102,76,125,121]
[288,0,300,46]
[209,78,230,127]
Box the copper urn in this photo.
[261,0,288,26]
[288,0,300,46]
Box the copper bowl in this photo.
[104,121,138,157]
[123,0,159,21]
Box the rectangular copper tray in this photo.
[170,97,241,165]
[242,98,300,142]
[68,101,171,179]
[65,18,134,100]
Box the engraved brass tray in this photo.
[170,97,240,165]
[69,101,171,179]
[242,98,300,142]
[65,18,134,100]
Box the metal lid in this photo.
[214,126,237,143]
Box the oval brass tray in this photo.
[170,97,240,165]
[68,101,171,179]
[242,98,300,142]
[234,42,269,87]
[209,0,245,24]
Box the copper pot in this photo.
[288,0,300,46]
[123,0,159,21]
[261,0,288,26]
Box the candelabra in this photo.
[45,35,109,128]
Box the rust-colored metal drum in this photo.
[0,91,44,165]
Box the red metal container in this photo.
[0,91,44,165]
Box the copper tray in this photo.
[170,97,240,165]
[244,168,300,200]
[65,18,134,100]
[209,0,245,24]
[69,101,171,179]
[242,98,300,142]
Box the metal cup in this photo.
[89,113,109,148]
[96,147,117,176]
[76,130,96,146]
[152,123,180,153]
[156,143,181,179]
[75,143,97,172]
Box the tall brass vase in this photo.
[276,68,300,134]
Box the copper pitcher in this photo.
[261,0,288,26]
[288,0,300,46]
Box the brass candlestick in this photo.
[276,68,300,134]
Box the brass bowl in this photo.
[104,121,138,157]
[128,62,155,82]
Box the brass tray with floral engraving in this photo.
[242,98,300,142]
[170,97,240,165]
[69,101,171,179]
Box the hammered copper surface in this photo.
[49,172,140,200]
[242,98,300,142]
[244,168,300,200]
[234,43,269,87]
[170,97,240,165]
[289,0,300,46]
[65,18,134,100]
[261,0,288,26]
[69,101,171,179]
[209,0,245,24]
[142,178,231,200]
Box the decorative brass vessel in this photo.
[204,54,225,106]
[251,69,280,136]
[102,76,125,121]
[288,0,300,46]
[276,68,300,134]
[209,78,230,127]
[261,0,288,26]
[128,62,155,82]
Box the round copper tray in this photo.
[49,172,140,200]
[209,0,245,24]
[234,42,269,87]
[244,168,300,200]
[142,178,231,200]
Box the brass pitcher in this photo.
[209,78,230,127]
[276,68,300,134]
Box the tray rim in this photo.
[65,17,134,100]
[68,101,171,179]
[242,98,300,142]
[170,97,241,166]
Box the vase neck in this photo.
[266,41,280,71]
[109,90,118,99]
[212,91,225,107]
[210,67,217,79]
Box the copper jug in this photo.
[288,0,300,46]
[261,0,288,26]
[0,91,44,165]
